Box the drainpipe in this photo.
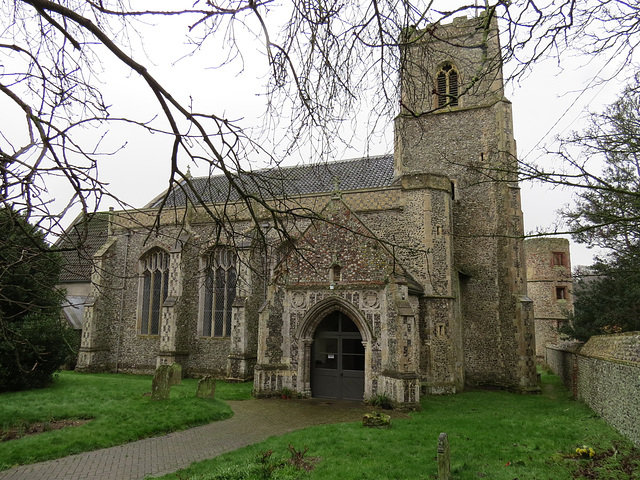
[261,222,271,300]
[114,229,130,372]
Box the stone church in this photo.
[70,14,540,408]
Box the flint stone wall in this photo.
[545,332,640,447]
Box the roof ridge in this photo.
[187,154,393,182]
[152,154,395,208]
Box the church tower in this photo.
[395,13,539,392]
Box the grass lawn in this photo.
[153,371,639,480]
[0,371,253,470]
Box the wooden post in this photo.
[437,432,451,480]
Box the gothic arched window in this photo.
[201,248,237,337]
[436,63,459,108]
[139,248,170,335]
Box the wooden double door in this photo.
[311,311,365,401]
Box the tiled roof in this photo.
[149,154,395,208]
[57,213,110,283]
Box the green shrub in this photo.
[368,393,393,410]
[0,207,75,392]
[0,314,76,391]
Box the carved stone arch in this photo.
[294,295,373,398]
[198,243,238,278]
[435,60,460,72]
[138,244,171,268]
[296,295,372,343]
[200,239,235,252]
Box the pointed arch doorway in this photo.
[311,311,365,401]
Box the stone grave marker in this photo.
[151,365,173,400]
[196,376,216,399]
[168,363,182,386]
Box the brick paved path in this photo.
[0,399,377,480]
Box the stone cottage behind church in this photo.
[75,15,539,407]
[525,238,574,359]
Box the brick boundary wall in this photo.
[545,332,640,448]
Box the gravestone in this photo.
[168,363,182,386]
[151,365,173,400]
[437,432,451,480]
[196,376,216,399]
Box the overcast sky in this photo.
[510,54,626,267]
[2,2,631,267]
[97,47,622,267]
[97,16,624,268]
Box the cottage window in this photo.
[201,248,237,337]
[139,248,170,335]
[436,63,459,108]
[555,286,567,301]
[552,252,566,267]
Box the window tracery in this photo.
[139,248,170,335]
[201,248,237,337]
[436,63,459,108]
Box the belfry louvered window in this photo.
[140,249,170,335]
[202,248,237,337]
[436,63,459,107]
